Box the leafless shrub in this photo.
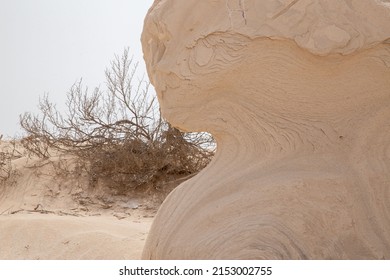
[20,49,215,194]
[0,152,12,184]
[0,140,21,186]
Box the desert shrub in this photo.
[0,151,13,184]
[0,140,21,186]
[20,49,214,194]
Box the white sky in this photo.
[0,0,154,138]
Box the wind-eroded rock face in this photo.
[141,0,390,259]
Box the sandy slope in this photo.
[0,140,154,260]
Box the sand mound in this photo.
[0,140,154,260]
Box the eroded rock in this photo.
[141,0,390,259]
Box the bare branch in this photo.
[19,48,215,194]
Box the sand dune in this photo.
[0,140,154,260]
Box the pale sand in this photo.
[0,140,154,260]
[0,214,152,260]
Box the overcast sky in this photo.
[0,0,154,138]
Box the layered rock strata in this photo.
[141,0,390,259]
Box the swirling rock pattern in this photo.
[141,0,390,259]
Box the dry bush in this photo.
[20,49,214,194]
[0,140,21,186]
[0,151,13,184]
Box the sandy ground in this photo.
[0,140,155,260]
[0,213,152,260]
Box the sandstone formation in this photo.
[141,0,390,259]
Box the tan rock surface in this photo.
[141,0,390,259]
